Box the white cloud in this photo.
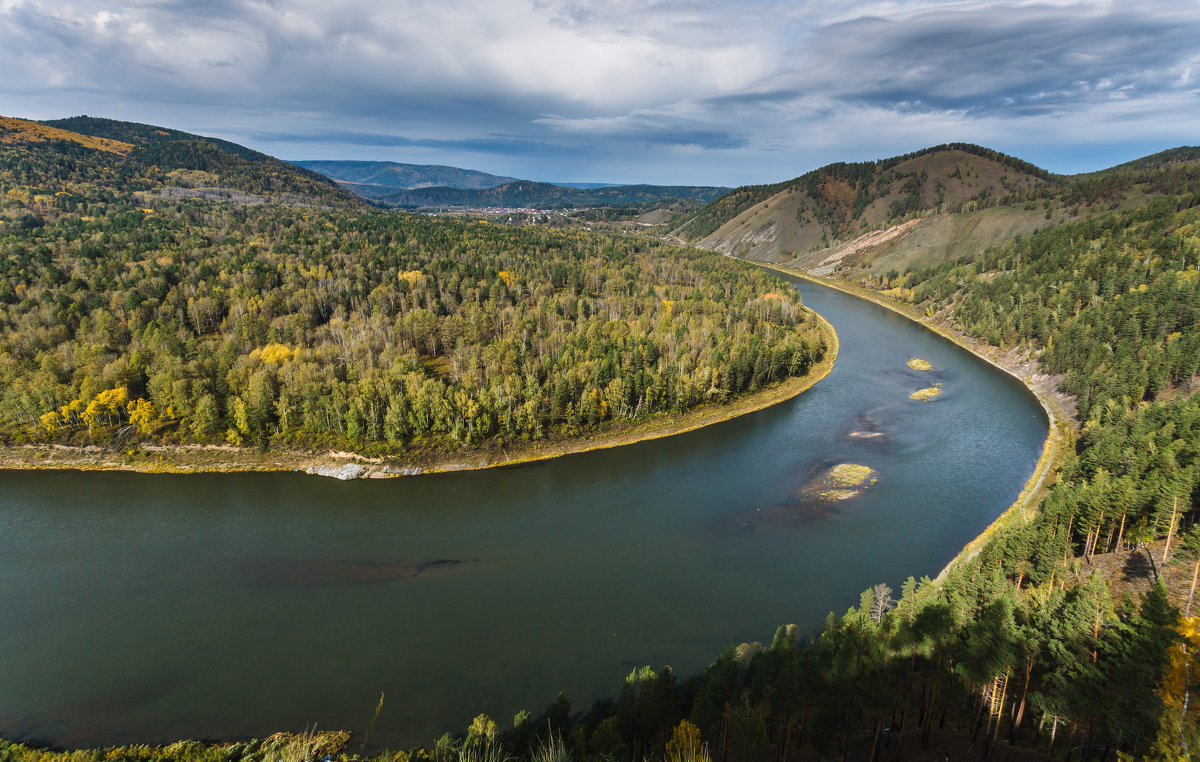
[0,0,777,114]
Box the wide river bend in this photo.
[0,275,1047,750]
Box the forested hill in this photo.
[683,142,1200,281]
[674,143,1052,244]
[0,114,825,460]
[28,114,354,205]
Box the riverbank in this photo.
[0,309,838,479]
[757,263,1077,579]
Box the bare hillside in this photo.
[691,147,1051,263]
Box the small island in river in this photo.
[907,357,933,371]
[909,384,943,402]
[796,462,877,503]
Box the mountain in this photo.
[26,115,355,207]
[296,159,727,209]
[674,144,1054,261]
[677,142,1200,278]
[294,160,518,191]
[372,180,729,210]
[550,182,621,189]
[43,115,280,161]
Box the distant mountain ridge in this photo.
[294,160,518,191]
[297,159,728,209]
[371,181,729,210]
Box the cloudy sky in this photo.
[2,0,1198,185]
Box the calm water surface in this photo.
[0,277,1047,749]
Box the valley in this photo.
[1,113,1198,762]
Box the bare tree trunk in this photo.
[989,668,1009,754]
[775,712,786,762]
[1011,657,1033,743]
[869,710,884,762]
[972,684,990,743]
[894,649,917,760]
[1064,517,1075,560]
[1163,497,1178,565]
[922,652,942,748]
[781,710,793,762]
[795,702,807,756]
[720,712,728,762]
[1187,558,1200,617]
[841,674,856,762]
[1086,511,1103,558]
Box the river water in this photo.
[0,276,1047,750]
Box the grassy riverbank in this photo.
[0,309,837,479]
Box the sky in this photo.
[1,0,1199,186]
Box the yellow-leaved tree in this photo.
[1126,615,1200,761]
[38,410,61,434]
[257,343,294,364]
[466,713,498,745]
[59,398,85,427]
[666,719,710,762]
[81,387,127,432]
[126,398,159,435]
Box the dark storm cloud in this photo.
[247,129,571,158]
[1,1,1198,183]
[805,4,1200,116]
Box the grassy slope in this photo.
[686,148,1052,263]
[0,115,134,155]
[679,143,1200,281]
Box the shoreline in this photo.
[0,309,838,480]
[756,261,1075,580]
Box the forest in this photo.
[0,120,824,460]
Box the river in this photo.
[0,276,1047,750]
